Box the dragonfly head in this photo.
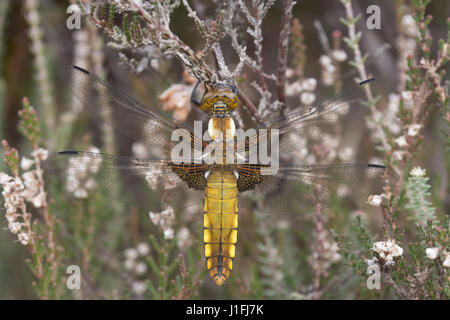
[195,83,239,116]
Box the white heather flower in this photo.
[31,148,48,161]
[339,146,353,161]
[8,222,22,234]
[285,80,302,97]
[2,177,25,214]
[324,63,336,74]
[321,71,334,86]
[373,240,403,261]
[22,172,39,202]
[0,172,12,184]
[160,206,175,228]
[131,281,147,295]
[302,78,317,92]
[20,157,34,170]
[137,242,150,256]
[395,135,407,147]
[368,194,383,207]
[366,257,379,266]
[401,91,413,101]
[134,262,147,275]
[410,166,426,177]
[150,59,159,70]
[384,260,396,267]
[401,91,414,108]
[132,142,149,159]
[319,55,332,67]
[88,146,100,154]
[158,83,192,121]
[401,14,419,37]
[425,247,439,260]
[149,211,161,226]
[124,259,135,271]
[130,0,143,10]
[163,227,174,240]
[393,151,404,161]
[387,93,400,113]
[124,248,138,260]
[285,68,295,79]
[31,192,45,208]
[331,49,347,62]
[300,92,316,105]
[18,232,30,246]
[443,254,450,268]
[73,188,88,199]
[145,169,162,191]
[407,124,421,137]
[5,212,17,223]
[177,227,192,248]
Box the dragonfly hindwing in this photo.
[170,163,207,190]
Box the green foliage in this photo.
[405,171,436,225]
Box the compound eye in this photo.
[191,81,208,106]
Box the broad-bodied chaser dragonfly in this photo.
[47,66,398,286]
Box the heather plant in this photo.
[0,0,448,299]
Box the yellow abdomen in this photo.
[203,168,238,286]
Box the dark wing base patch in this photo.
[170,163,207,191]
[236,164,265,192]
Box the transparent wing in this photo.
[237,162,398,220]
[67,65,205,155]
[44,151,207,212]
[237,79,387,155]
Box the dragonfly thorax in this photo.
[208,116,236,142]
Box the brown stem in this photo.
[276,0,294,113]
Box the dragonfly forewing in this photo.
[45,151,206,212]
[66,65,205,157]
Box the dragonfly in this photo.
[46,65,398,286]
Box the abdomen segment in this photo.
[203,169,238,286]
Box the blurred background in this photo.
[0,0,448,299]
